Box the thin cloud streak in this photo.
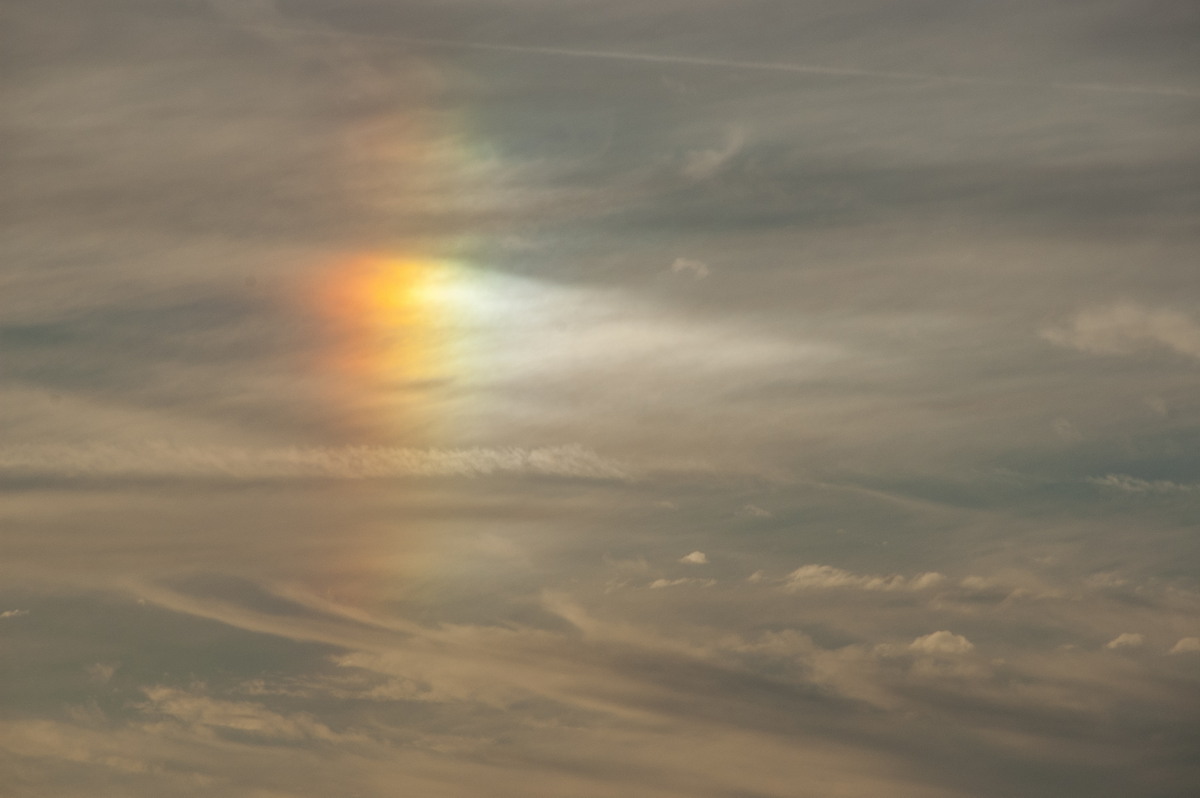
[0,443,633,482]
[217,23,1200,99]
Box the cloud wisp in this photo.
[1042,304,1200,361]
[782,564,945,593]
[221,22,1200,99]
[0,443,633,482]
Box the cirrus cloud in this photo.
[1042,304,1200,361]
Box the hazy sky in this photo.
[3,2,1199,796]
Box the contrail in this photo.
[233,21,1200,99]
[404,36,1200,98]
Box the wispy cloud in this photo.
[783,564,945,593]
[6,2,1200,796]
[224,23,1200,99]
[1042,304,1200,361]
[1088,474,1200,494]
[138,685,353,743]
[648,577,716,589]
[681,128,745,181]
[669,257,710,279]
[0,443,632,482]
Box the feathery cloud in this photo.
[648,577,716,589]
[1042,304,1200,361]
[138,686,350,743]
[1088,474,1199,494]
[682,128,745,180]
[0,443,632,482]
[784,564,945,593]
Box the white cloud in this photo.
[740,504,772,518]
[0,609,28,619]
[1042,304,1200,360]
[1088,474,1198,494]
[1105,632,1145,650]
[784,564,945,593]
[648,577,716,589]
[679,551,708,565]
[0,443,632,482]
[138,686,350,743]
[1168,637,1200,654]
[670,257,710,279]
[909,631,975,655]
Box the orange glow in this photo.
[314,254,459,443]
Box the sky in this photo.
[2,1,1199,796]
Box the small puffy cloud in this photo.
[740,504,772,518]
[1042,304,1200,361]
[670,257,710,279]
[909,631,974,655]
[1105,632,1145,650]
[680,551,708,565]
[0,609,28,619]
[1169,637,1200,654]
[784,564,944,593]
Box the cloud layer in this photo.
[4,1,1199,797]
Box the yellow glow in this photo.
[315,255,461,442]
